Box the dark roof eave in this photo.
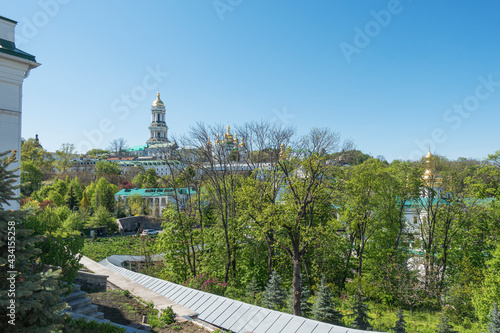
[0,38,38,62]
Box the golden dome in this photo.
[152,92,164,106]
[239,136,245,147]
[234,133,239,144]
[215,134,220,144]
[225,125,233,141]
[423,149,442,185]
[207,137,212,146]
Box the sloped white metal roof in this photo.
[99,255,381,333]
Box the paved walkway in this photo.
[80,255,198,318]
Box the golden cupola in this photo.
[233,133,239,145]
[215,134,220,144]
[279,143,286,159]
[152,92,164,106]
[224,125,233,141]
[239,136,245,147]
[423,149,442,186]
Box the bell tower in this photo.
[147,92,169,145]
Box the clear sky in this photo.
[3,0,500,161]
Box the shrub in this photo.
[184,274,228,296]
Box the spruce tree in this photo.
[488,302,500,333]
[350,291,372,330]
[392,309,407,333]
[262,270,287,310]
[0,151,67,332]
[287,274,312,317]
[436,315,457,333]
[311,276,342,325]
[246,275,262,303]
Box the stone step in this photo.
[88,311,106,320]
[67,296,92,311]
[77,303,100,316]
[64,290,87,303]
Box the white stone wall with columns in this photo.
[0,16,40,209]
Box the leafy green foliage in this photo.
[82,236,157,262]
[436,315,457,333]
[54,143,77,174]
[184,274,228,296]
[95,161,121,185]
[0,151,67,332]
[63,317,127,332]
[132,168,160,189]
[148,306,175,328]
[20,160,42,196]
[472,245,500,322]
[21,138,54,178]
[88,206,117,232]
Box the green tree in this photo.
[350,291,372,330]
[20,138,54,179]
[127,193,146,216]
[268,128,343,316]
[262,270,287,311]
[95,160,121,185]
[473,245,500,322]
[436,315,457,333]
[85,148,109,158]
[340,158,389,280]
[133,168,160,189]
[488,302,500,333]
[311,276,342,325]
[54,143,76,174]
[62,211,84,232]
[246,276,262,303]
[20,160,42,197]
[0,151,66,332]
[392,309,407,333]
[87,177,118,213]
[88,206,117,232]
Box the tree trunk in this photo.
[292,244,302,316]
[265,237,274,281]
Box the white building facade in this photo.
[0,16,40,209]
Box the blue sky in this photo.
[3,0,500,161]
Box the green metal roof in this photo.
[402,197,495,208]
[0,16,17,24]
[115,187,196,198]
[127,145,148,151]
[0,38,37,62]
[115,159,180,167]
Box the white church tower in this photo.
[146,92,169,145]
[0,16,40,210]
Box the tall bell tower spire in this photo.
[147,92,169,145]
